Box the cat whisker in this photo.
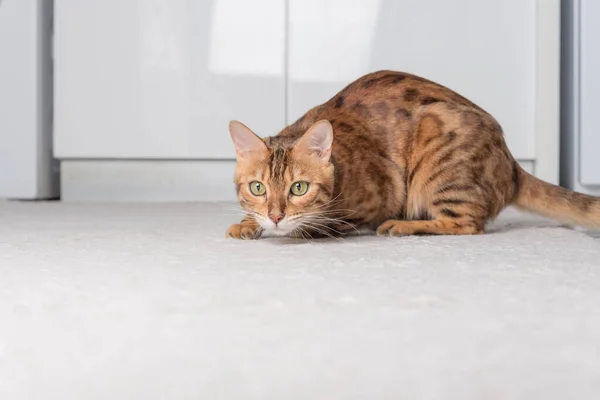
[301,212,359,224]
[300,218,351,240]
[305,216,360,235]
[301,208,358,217]
[221,206,248,216]
[307,214,357,226]
[301,223,340,240]
[221,206,264,219]
[317,191,348,209]
[305,212,359,226]
[304,219,345,235]
[294,226,314,241]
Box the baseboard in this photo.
[61,160,237,202]
[60,159,537,202]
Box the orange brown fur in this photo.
[227,70,600,239]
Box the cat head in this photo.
[229,120,335,237]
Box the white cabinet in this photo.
[288,0,558,171]
[55,0,559,201]
[55,0,286,159]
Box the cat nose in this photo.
[269,214,284,224]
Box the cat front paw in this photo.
[226,223,261,240]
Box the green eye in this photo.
[290,181,309,196]
[249,181,266,196]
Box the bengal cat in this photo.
[226,70,599,239]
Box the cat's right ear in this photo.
[228,120,267,160]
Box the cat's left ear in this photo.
[294,120,333,162]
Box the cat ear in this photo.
[229,120,267,159]
[294,120,333,162]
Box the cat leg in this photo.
[226,216,262,239]
[376,216,483,237]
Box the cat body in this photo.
[227,70,599,239]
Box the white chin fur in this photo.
[260,218,297,237]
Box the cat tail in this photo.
[512,163,600,228]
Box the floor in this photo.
[1,202,600,399]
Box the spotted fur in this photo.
[227,70,600,239]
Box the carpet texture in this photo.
[1,202,599,399]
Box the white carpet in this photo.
[1,202,600,399]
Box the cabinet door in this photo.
[55,0,285,159]
[579,0,600,185]
[288,0,537,160]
